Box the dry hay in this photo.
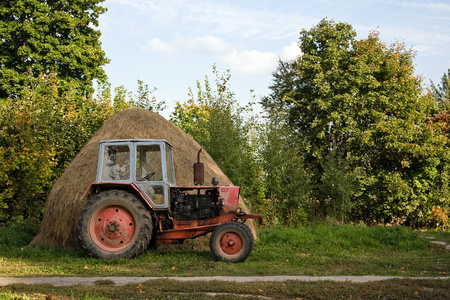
[30,108,256,250]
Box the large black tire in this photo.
[77,190,153,259]
[147,215,159,250]
[209,222,254,263]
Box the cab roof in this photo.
[99,139,172,147]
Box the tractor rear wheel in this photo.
[209,222,254,263]
[77,190,153,259]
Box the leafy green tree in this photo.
[318,149,356,223]
[263,19,449,226]
[431,69,450,110]
[0,0,109,98]
[0,72,146,223]
[102,81,166,113]
[171,66,265,207]
[134,80,166,112]
[433,110,450,136]
[0,73,61,222]
[258,107,310,227]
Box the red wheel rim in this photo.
[89,204,136,252]
[219,232,243,255]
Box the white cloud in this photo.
[181,35,279,75]
[141,38,178,55]
[280,42,302,60]
[221,50,279,75]
[181,35,302,75]
[187,35,233,55]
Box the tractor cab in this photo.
[96,139,175,209]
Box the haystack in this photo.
[30,108,256,250]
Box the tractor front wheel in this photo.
[209,222,254,263]
[77,190,153,259]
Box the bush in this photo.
[0,221,39,247]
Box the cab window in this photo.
[136,144,162,181]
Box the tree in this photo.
[0,0,109,98]
[263,19,449,226]
[0,72,147,223]
[171,66,265,207]
[134,80,166,112]
[258,106,310,227]
[431,69,450,110]
[0,72,63,222]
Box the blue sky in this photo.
[98,0,450,118]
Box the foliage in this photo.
[134,80,167,112]
[429,206,449,229]
[170,66,265,205]
[257,107,310,226]
[318,149,356,222]
[0,0,111,222]
[432,109,450,136]
[0,0,109,98]
[262,19,450,226]
[0,71,165,223]
[0,73,59,222]
[431,68,450,110]
[0,219,39,247]
[431,71,450,227]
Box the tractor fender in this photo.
[81,182,155,211]
[218,186,240,212]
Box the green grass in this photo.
[0,279,449,300]
[0,223,448,299]
[0,223,448,278]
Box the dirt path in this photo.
[0,276,449,287]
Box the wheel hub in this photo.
[90,205,136,251]
[107,221,119,233]
[220,232,243,255]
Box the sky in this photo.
[97,0,450,119]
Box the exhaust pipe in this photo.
[193,148,204,185]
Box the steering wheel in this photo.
[141,172,156,181]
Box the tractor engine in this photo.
[170,188,221,220]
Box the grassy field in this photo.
[0,223,449,299]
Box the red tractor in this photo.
[77,139,261,262]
